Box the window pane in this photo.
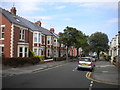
[34,33,37,42]
[38,33,40,43]
[25,47,28,57]
[19,53,22,57]
[2,33,4,38]
[1,27,5,38]
[19,47,22,52]
[48,40,50,44]
[22,30,24,40]
[19,29,22,39]
[34,49,37,55]
[25,47,27,52]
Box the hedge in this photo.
[2,57,40,67]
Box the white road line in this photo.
[91,81,93,84]
[90,84,92,87]
[73,67,77,71]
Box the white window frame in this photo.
[0,25,5,40]
[33,32,41,44]
[34,33,38,43]
[19,28,25,41]
[18,46,28,57]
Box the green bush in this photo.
[105,55,111,61]
[29,49,45,61]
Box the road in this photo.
[2,61,119,89]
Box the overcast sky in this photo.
[1,0,118,43]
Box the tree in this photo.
[88,32,109,59]
[59,26,73,60]
[59,26,87,60]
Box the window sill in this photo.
[0,38,4,40]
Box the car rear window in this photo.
[80,58,91,62]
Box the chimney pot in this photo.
[50,28,55,33]
[10,7,16,15]
[35,21,41,27]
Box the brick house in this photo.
[0,7,67,58]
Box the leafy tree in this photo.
[88,32,109,59]
[81,35,90,56]
[59,26,88,59]
[59,26,74,60]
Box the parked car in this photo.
[77,57,95,71]
[91,56,97,62]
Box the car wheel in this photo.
[90,69,93,72]
[77,67,80,70]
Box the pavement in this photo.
[1,59,70,77]
[89,60,120,85]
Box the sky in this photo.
[1,0,118,43]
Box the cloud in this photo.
[79,2,118,10]
[107,18,118,23]
[33,16,52,20]
[56,6,66,9]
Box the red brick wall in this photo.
[29,30,33,51]
[13,26,19,57]
[13,27,33,57]
[0,14,12,57]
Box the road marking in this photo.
[73,67,77,71]
[90,84,92,87]
[102,71,108,73]
[86,72,120,85]
[91,81,93,84]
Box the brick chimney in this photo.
[50,28,54,33]
[58,32,62,36]
[10,7,17,15]
[35,21,41,27]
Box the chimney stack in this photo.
[10,7,17,15]
[50,28,55,33]
[35,21,41,27]
[58,32,62,36]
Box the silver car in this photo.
[77,57,95,71]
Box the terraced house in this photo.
[109,31,120,68]
[0,7,67,58]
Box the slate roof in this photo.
[0,7,52,35]
[51,32,59,39]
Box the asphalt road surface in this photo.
[2,61,120,89]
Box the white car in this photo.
[77,57,95,71]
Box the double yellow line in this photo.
[86,72,120,86]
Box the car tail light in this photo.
[90,63,93,66]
